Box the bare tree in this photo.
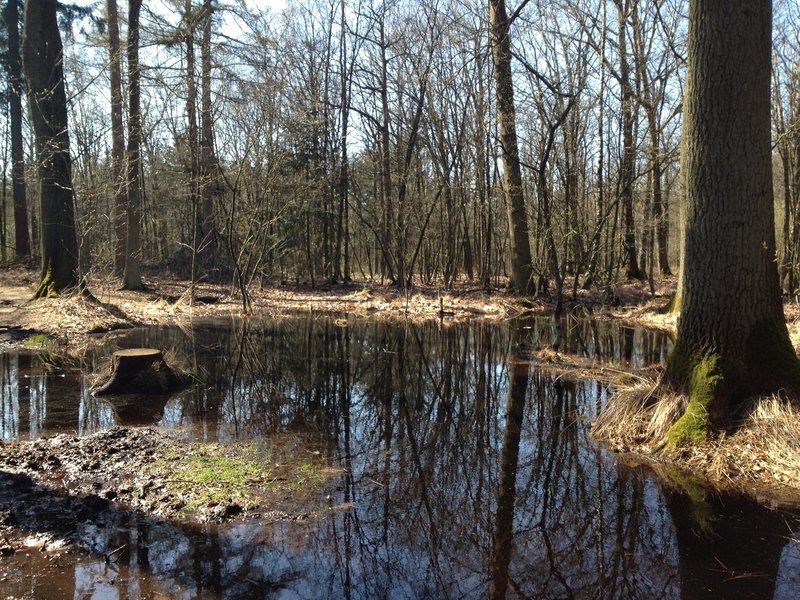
[107,0,126,274]
[23,0,80,296]
[489,0,534,294]
[123,0,144,290]
[6,0,29,259]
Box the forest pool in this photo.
[0,316,799,599]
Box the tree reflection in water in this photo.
[0,317,798,598]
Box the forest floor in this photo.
[1,264,800,558]
[0,263,677,344]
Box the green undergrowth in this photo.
[23,333,52,350]
[148,441,331,515]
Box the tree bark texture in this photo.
[199,0,217,263]
[123,0,143,290]
[107,0,127,275]
[489,0,533,294]
[7,0,29,259]
[666,0,799,444]
[23,0,79,295]
[184,0,201,287]
[615,0,642,280]
[378,18,395,283]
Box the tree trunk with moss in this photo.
[665,0,799,445]
[23,0,80,296]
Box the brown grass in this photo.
[731,396,800,488]
[595,384,800,504]
[592,375,684,451]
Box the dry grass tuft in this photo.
[593,375,685,450]
[733,395,800,488]
[597,388,800,502]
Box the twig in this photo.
[105,544,127,563]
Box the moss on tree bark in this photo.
[662,1,800,447]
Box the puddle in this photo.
[0,316,798,598]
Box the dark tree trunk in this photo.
[123,0,143,290]
[7,0,29,259]
[333,0,350,282]
[107,0,126,275]
[665,0,799,445]
[199,0,217,265]
[378,18,395,283]
[489,0,534,294]
[615,0,643,280]
[184,0,201,287]
[489,352,527,599]
[23,0,79,296]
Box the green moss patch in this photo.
[23,333,52,350]
[665,351,723,447]
[33,267,58,299]
[660,292,681,315]
[145,440,332,518]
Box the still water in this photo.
[0,316,798,599]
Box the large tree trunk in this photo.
[184,0,201,288]
[615,0,643,280]
[489,0,534,294]
[333,0,350,282]
[665,0,799,445]
[107,0,127,275]
[23,0,80,296]
[199,0,217,266]
[123,0,143,290]
[378,17,395,284]
[7,0,29,259]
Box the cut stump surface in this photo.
[95,348,187,395]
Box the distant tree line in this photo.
[0,0,797,298]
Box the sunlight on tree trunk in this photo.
[7,0,29,260]
[489,0,534,295]
[123,0,143,290]
[107,0,126,275]
[23,0,80,296]
[665,0,800,445]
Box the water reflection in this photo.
[0,317,797,598]
[489,328,528,599]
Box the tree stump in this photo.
[94,348,187,396]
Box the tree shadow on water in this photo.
[0,469,300,599]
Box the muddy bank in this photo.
[0,427,332,557]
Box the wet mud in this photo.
[0,427,321,561]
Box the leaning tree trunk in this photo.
[23,0,80,296]
[665,0,800,445]
[489,0,534,294]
